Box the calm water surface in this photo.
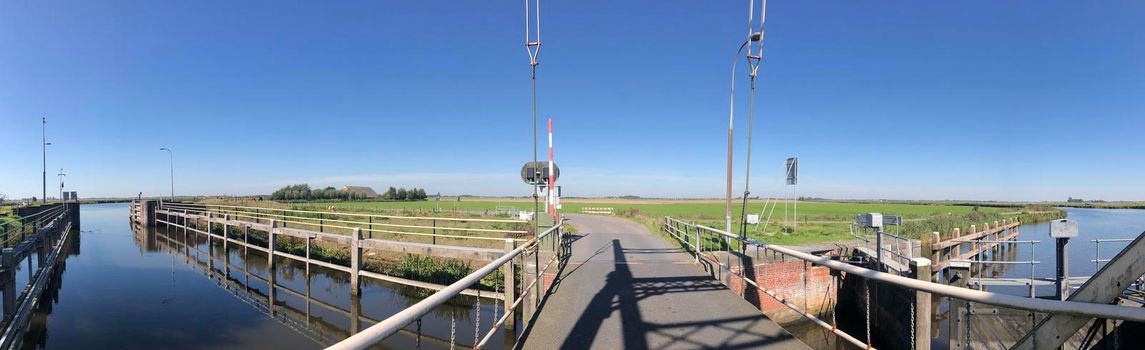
[19,203,508,349]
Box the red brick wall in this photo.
[717,257,837,324]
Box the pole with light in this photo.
[726,0,767,235]
[42,117,51,203]
[58,168,66,202]
[159,148,174,201]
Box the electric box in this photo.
[857,213,883,229]
[1049,219,1078,238]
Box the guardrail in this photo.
[157,202,529,248]
[661,216,1145,350]
[0,204,68,249]
[580,207,614,215]
[0,204,73,349]
[327,221,565,350]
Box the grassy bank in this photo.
[200,197,1067,246]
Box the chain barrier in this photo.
[865,279,872,349]
[910,299,916,349]
[450,309,456,350]
[416,318,422,349]
[474,289,481,347]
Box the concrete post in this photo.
[910,258,932,350]
[223,214,229,253]
[268,220,277,269]
[350,293,362,334]
[875,228,884,270]
[503,239,517,331]
[949,261,970,350]
[1,268,13,317]
[351,228,362,295]
[1055,237,1070,301]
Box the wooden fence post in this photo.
[949,261,971,350]
[911,258,933,350]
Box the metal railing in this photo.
[949,239,1040,297]
[661,216,1145,350]
[158,202,529,247]
[328,221,565,350]
[1091,238,1134,270]
[0,204,68,248]
[0,204,73,349]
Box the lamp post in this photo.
[160,148,174,201]
[58,169,66,202]
[42,117,51,203]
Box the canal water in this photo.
[983,207,1145,297]
[927,206,1145,349]
[14,203,509,349]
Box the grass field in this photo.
[199,197,1067,245]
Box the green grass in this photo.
[204,198,1064,245]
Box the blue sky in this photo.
[2,1,1143,201]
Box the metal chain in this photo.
[450,310,456,350]
[416,318,422,350]
[910,299,916,350]
[474,289,481,347]
[865,279,872,349]
[494,282,500,324]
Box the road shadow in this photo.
[550,239,798,350]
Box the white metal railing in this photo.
[157,202,529,247]
[327,221,564,350]
[950,238,1040,296]
[662,216,1145,349]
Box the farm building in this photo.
[340,186,379,199]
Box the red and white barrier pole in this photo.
[548,118,556,218]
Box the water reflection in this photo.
[133,220,509,349]
[15,204,509,350]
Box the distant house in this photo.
[341,186,379,199]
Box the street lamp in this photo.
[159,148,174,201]
[58,169,66,202]
[42,117,51,203]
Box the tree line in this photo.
[270,184,368,201]
[269,184,428,201]
[381,187,428,200]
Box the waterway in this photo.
[10,203,510,349]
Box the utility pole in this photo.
[42,117,51,203]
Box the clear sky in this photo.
[2,1,1143,201]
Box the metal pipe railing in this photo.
[679,218,1145,322]
[327,222,562,350]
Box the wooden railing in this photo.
[921,218,1021,272]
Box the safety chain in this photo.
[450,309,457,350]
[494,282,501,324]
[474,289,481,347]
[416,318,422,349]
[865,279,871,349]
[909,299,916,349]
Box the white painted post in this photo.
[351,228,362,295]
[503,239,517,331]
[268,220,277,268]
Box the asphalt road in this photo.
[520,214,808,349]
